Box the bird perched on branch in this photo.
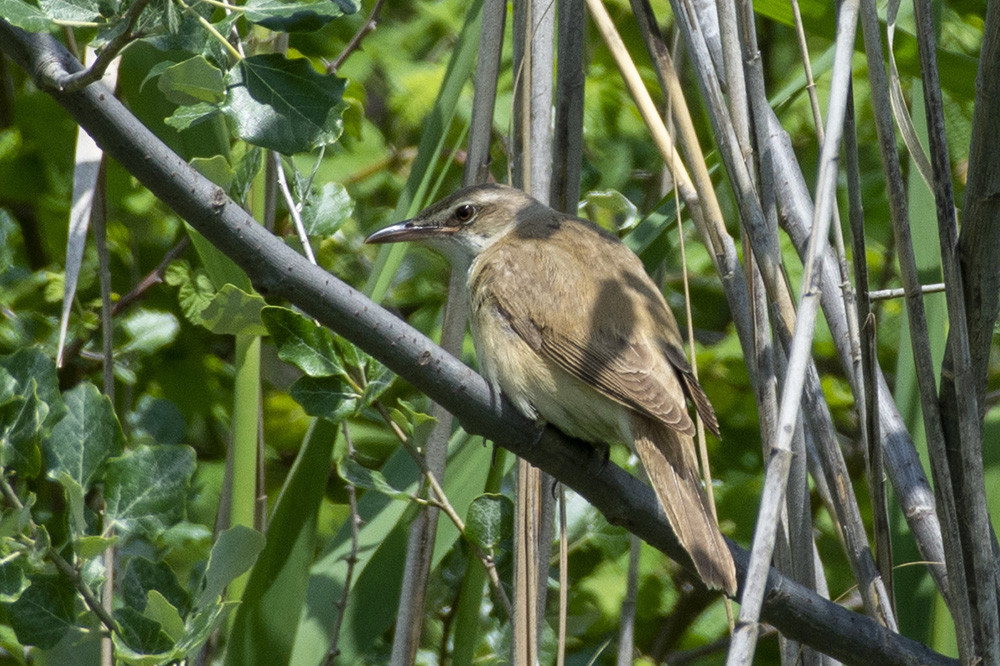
[366,183,737,596]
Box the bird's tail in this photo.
[631,414,738,596]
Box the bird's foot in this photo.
[594,442,612,472]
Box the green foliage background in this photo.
[0,0,993,663]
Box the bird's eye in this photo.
[455,204,475,223]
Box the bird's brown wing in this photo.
[481,227,703,436]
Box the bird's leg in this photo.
[593,441,612,472]
[548,475,561,500]
[530,417,547,447]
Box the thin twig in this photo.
[868,283,946,301]
[327,0,388,74]
[60,0,153,92]
[59,237,191,371]
[272,153,317,265]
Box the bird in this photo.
[365,183,737,595]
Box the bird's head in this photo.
[365,184,540,267]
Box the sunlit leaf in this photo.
[200,285,268,336]
[196,525,265,608]
[465,494,513,550]
[289,375,358,421]
[164,102,222,131]
[0,0,53,31]
[261,306,343,377]
[301,181,353,236]
[338,459,410,500]
[121,311,180,355]
[104,446,196,541]
[37,0,100,23]
[42,382,124,492]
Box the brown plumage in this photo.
[366,184,737,595]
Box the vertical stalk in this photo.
[858,0,974,658]
[912,0,996,659]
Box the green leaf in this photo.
[231,147,263,202]
[222,54,349,155]
[139,60,175,93]
[42,382,124,492]
[0,0,53,31]
[143,590,185,641]
[261,306,343,377]
[581,189,639,232]
[338,459,409,500]
[0,384,47,478]
[37,0,100,23]
[244,0,358,32]
[0,348,64,424]
[359,355,393,408]
[104,445,196,541]
[51,471,86,537]
[196,525,265,609]
[190,155,234,191]
[389,399,436,436]
[113,607,174,660]
[465,494,513,551]
[164,102,222,131]
[174,600,235,656]
[174,265,217,325]
[131,397,186,446]
[200,285,268,336]
[0,558,29,603]
[289,375,358,421]
[0,573,75,650]
[301,181,354,236]
[0,367,17,405]
[158,56,225,106]
[73,535,117,560]
[0,496,33,539]
[122,558,190,616]
[121,311,180,355]
[185,225,253,293]
[29,626,101,665]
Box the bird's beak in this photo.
[364,221,455,245]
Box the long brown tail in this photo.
[631,414,738,596]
